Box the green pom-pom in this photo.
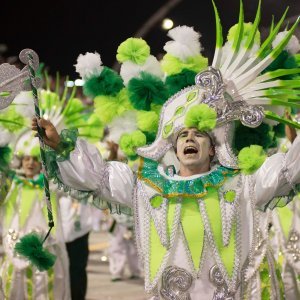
[116,38,150,65]
[83,67,124,98]
[150,104,162,116]
[227,22,261,45]
[79,114,104,142]
[119,130,147,158]
[238,145,266,175]
[0,146,12,171]
[224,190,236,203]
[30,146,40,158]
[150,195,163,208]
[233,123,276,151]
[94,89,132,124]
[128,72,168,111]
[165,69,197,96]
[137,111,159,134]
[14,233,56,271]
[161,54,208,76]
[185,104,217,132]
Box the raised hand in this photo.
[32,117,61,150]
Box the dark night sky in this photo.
[1,0,299,79]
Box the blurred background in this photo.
[1,0,299,79]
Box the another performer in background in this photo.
[0,130,70,300]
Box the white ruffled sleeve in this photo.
[51,138,134,212]
[254,135,300,211]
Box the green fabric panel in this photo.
[26,266,33,300]
[4,186,19,228]
[259,257,272,300]
[5,263,13,298]
[20,188,42,227]
[47,265,55,300]
[277,206,293,239]
[149,199,177,281]
[181,197,204,270]
[204,188,236,277]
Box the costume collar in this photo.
[13,173,44,189]
[138,157,239,198]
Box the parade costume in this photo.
[36,2,300,299]
[0,130,70,299]
[0,70,103,299]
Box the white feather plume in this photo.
[0,127,14,147]
[164,26,202,60]
[107,111,137,143]
[272,31,300,55]
[120,55,164,85]
[74,52,103,80]
[14,91,35,118]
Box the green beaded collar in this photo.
[13,173,44,189]
[138,158,239,198]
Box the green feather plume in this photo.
[165,69,197,96]
[128,72,168,111]
[262,50,298,79]
[238,145,266,175]
[185,104,217,132]
[14,233,56,271]
[116,38,150,65]
[83,67,124,98]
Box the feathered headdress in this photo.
[75,1,300,169]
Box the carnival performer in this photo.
[32,2,300,299]
[0,129,71,300]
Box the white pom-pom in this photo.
[272,31,300,55]
[74,52,103,79]
[164,26,202,60]
[13,91,35,118]
[0,127,14,147]
[108,111,137,143]
[120,55,163,85]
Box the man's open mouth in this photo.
[184,146,198,155]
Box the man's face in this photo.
[22,156,41,178]
[176,128,214,168]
